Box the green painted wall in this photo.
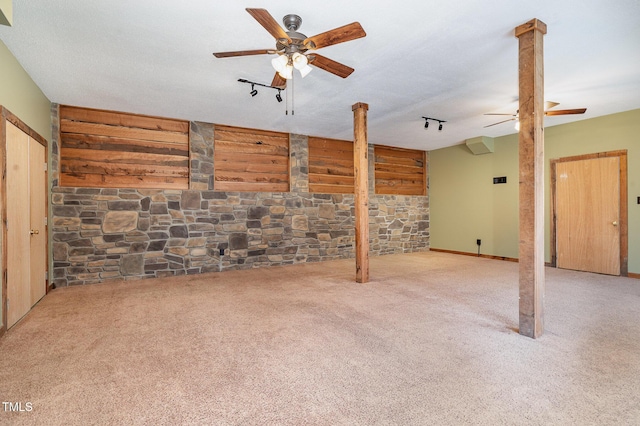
[0,39,51,140]
[1,38,51,329]
[430,109,640,274]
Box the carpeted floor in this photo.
[1,251,639,425]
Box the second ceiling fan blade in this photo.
[213,49,273,58]
[545,108,587,116]
[309,54,355,78]
[246,8,291,43]
[484,118,516,128]
[304,22,366,49]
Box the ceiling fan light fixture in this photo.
[298,64,312,78]
[292,52,308,69]
[271,54,289,73]
[278,64,294,80]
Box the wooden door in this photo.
[5,122,47,328]
[29,139,47,304]
[556,156,620,275]
[6,122,32,327]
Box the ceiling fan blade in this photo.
[271,73,287,89]
[545,108,587,116]
[483,118,516,128]
[304,22,366,49]
[309,54,354,78]
[213,49,273,58]
[246,8,291,44]
[545,101,560,110]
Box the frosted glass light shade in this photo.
[278,64,293,79]
[271,54,288,73]
[298,64,312,78]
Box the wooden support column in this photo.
[515,19,546,338]
[352,102,369,283]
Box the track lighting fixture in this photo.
[238,79,284,103]
[422,116,447,131]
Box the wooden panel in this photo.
[309,183,355,194]
[60,105,189,133]
[214,124,289,192]
[60,120,188,145]
[29,139,47,305]
[61,173,188,190]
[214,180,290,193]
[6,122,31,328]
[61,134,189,156]
[374,145,426,195]
[556,157,620,275]
[308,136,354,194]
[59,105,189,190]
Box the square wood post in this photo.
[516,19,546,338]
[352,102,369,283]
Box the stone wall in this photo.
[50,105,429,286]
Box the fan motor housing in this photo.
[276,31,311,54]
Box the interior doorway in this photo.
[1,108,49,332]
[550,150,628,276]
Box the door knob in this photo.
[612,221,618,226]
[30,229,39,235]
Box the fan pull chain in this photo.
[291,73,295,116]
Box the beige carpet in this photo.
[1,251,639,425]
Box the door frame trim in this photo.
[550,150,628,276]
[0,106,49,336]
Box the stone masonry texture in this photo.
[50,104,429,286]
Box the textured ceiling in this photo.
[1,0,639,151]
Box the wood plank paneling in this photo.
[213,125,289,192]
[60,173,188,190]
[374,145,426,195]
[308,136,354,194]
[59,105,189,189]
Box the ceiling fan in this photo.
[484,101,587,128]
[213,8,366,89]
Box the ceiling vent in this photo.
[465,136,494,155]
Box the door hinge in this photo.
[44,162,48,171]
[44,217,48,226]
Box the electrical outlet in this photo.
[476,239,481,246]
[220,248,225,255]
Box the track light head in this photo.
[276,90,282,103]
[422,116,446,131]
[250,84,258,97]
